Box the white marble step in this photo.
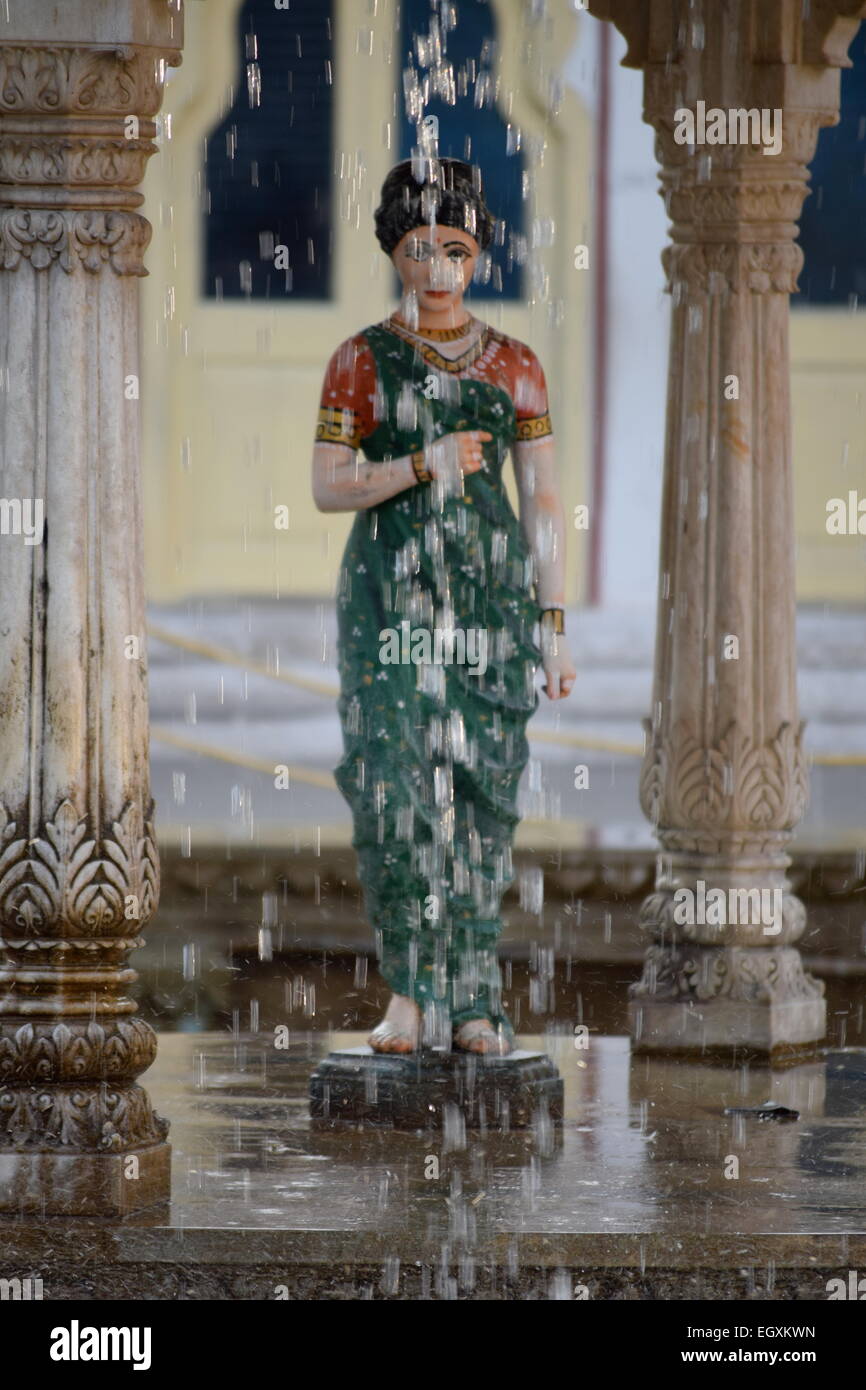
[145,602,866,733]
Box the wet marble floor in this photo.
[146,1032,866,1240]
[3,1032,866,1299]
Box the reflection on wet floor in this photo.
[137,952,866,1051]
[147,1030,866,1240]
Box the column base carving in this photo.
[0,1019,157,1081]
[0,1141,170,1216]
[639,880,806,947]
[0,1071,169,1213]
[629,945,826,1056]
[0,1080,168,1151]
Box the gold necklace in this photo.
[385,318,491,373]
[387,313,476,342]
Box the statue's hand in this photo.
[425,430,492,482]
[540,631,576,701]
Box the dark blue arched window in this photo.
[797,28,866,305]
[397,0,526,300]
[203,0,334,300]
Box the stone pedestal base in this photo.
[629,945,827,1058]
[629,944,827,1057]
[310,1047,563,1130]
[0,1143,171,1217]
[629,997,827,1058]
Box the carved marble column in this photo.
[0,2,182,1212]
[589,0,866,1055]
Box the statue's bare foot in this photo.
[368,994,421,1054]
[453,1019,512,1056]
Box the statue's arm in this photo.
[311,441,418,512]
[313,333,421,511]
[311,432,488,512]
[513,434,576,699]
[512,434,567,609]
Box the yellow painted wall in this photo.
[141,0,591,603]
[791,310,866,601]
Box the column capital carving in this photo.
[662,241,804,295]
[590,1,866,293]
[653,107,835,291]
[0,208,151,274]
[588,0,866,75]
[0,44,174,116]
[0,36,181,272]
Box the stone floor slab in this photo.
[1,1032,865,1299]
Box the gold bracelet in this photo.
[411,449,433,484]
[539,607,565,635]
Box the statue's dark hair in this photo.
[373,157,496,256]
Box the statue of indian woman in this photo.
[312,157,575,1058]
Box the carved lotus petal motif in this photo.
[638,717,665,825]
[678,743,728,825]
[640,719,808,837]
[0,797,158,936]
[0,835,28,884]
[4,883,55,933]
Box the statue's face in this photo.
[391,223,480,313]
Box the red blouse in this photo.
[314,322,553,450]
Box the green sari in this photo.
[333,322,541,1043]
